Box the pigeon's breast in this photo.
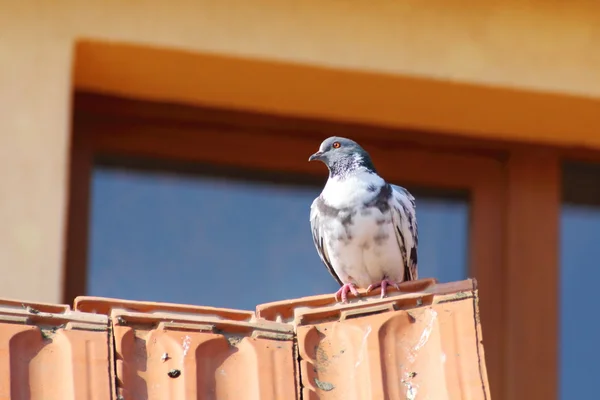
[323,206,390,245]
[350,206,394,246]
[324,205,403,287]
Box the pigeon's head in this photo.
[308,136,376,177]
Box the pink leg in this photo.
[334,283,359,303]
[367,279,400,298]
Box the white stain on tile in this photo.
[406,384,417,400]
[408,308,438,363]
[355,325,372,368]
[182,335,191,357]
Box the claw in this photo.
[334,283,359,303]
[366,279,401,298]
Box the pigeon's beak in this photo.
[309,151,324,162]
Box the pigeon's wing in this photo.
[310,197,344,286]
[390,184,419,281]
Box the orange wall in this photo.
[1,0,600,302]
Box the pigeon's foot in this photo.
[366,279,400,298]
[334,283,359,303]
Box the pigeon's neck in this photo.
[329,153,377,179]
[322,170,385,209]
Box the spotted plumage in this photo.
[308,136,419,302]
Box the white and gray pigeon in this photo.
[308,136,418,303]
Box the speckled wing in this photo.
[309,197,344,286]
[390,184,419,282]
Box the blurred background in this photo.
[2,1,600,399]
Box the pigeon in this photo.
[308,136,418,303]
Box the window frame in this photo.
[66,91,562,400]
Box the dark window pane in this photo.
[409,189,469,284]
[560,162,600,400]
[88,162,469,310]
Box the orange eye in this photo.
[332,142,341,149]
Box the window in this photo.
[560,161,600,399]
[67,91,505,396]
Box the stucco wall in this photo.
[1,0,599,302]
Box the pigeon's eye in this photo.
[332,142,341,149]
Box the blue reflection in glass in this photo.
[560,204,600,400]
[88,167,469,310]
[414,195,469,284]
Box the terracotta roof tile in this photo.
[258,278,490,400]
[296,292,487,399]
[74,296,255,321]
[76,297,298,400]
[0,299,111,400]
[256,277,439,323]
[0,278,489,399]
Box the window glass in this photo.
[560,162,600,400]
[411,189,469,284]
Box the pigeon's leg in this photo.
[366,279,400,298]
[334,283,359,303]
